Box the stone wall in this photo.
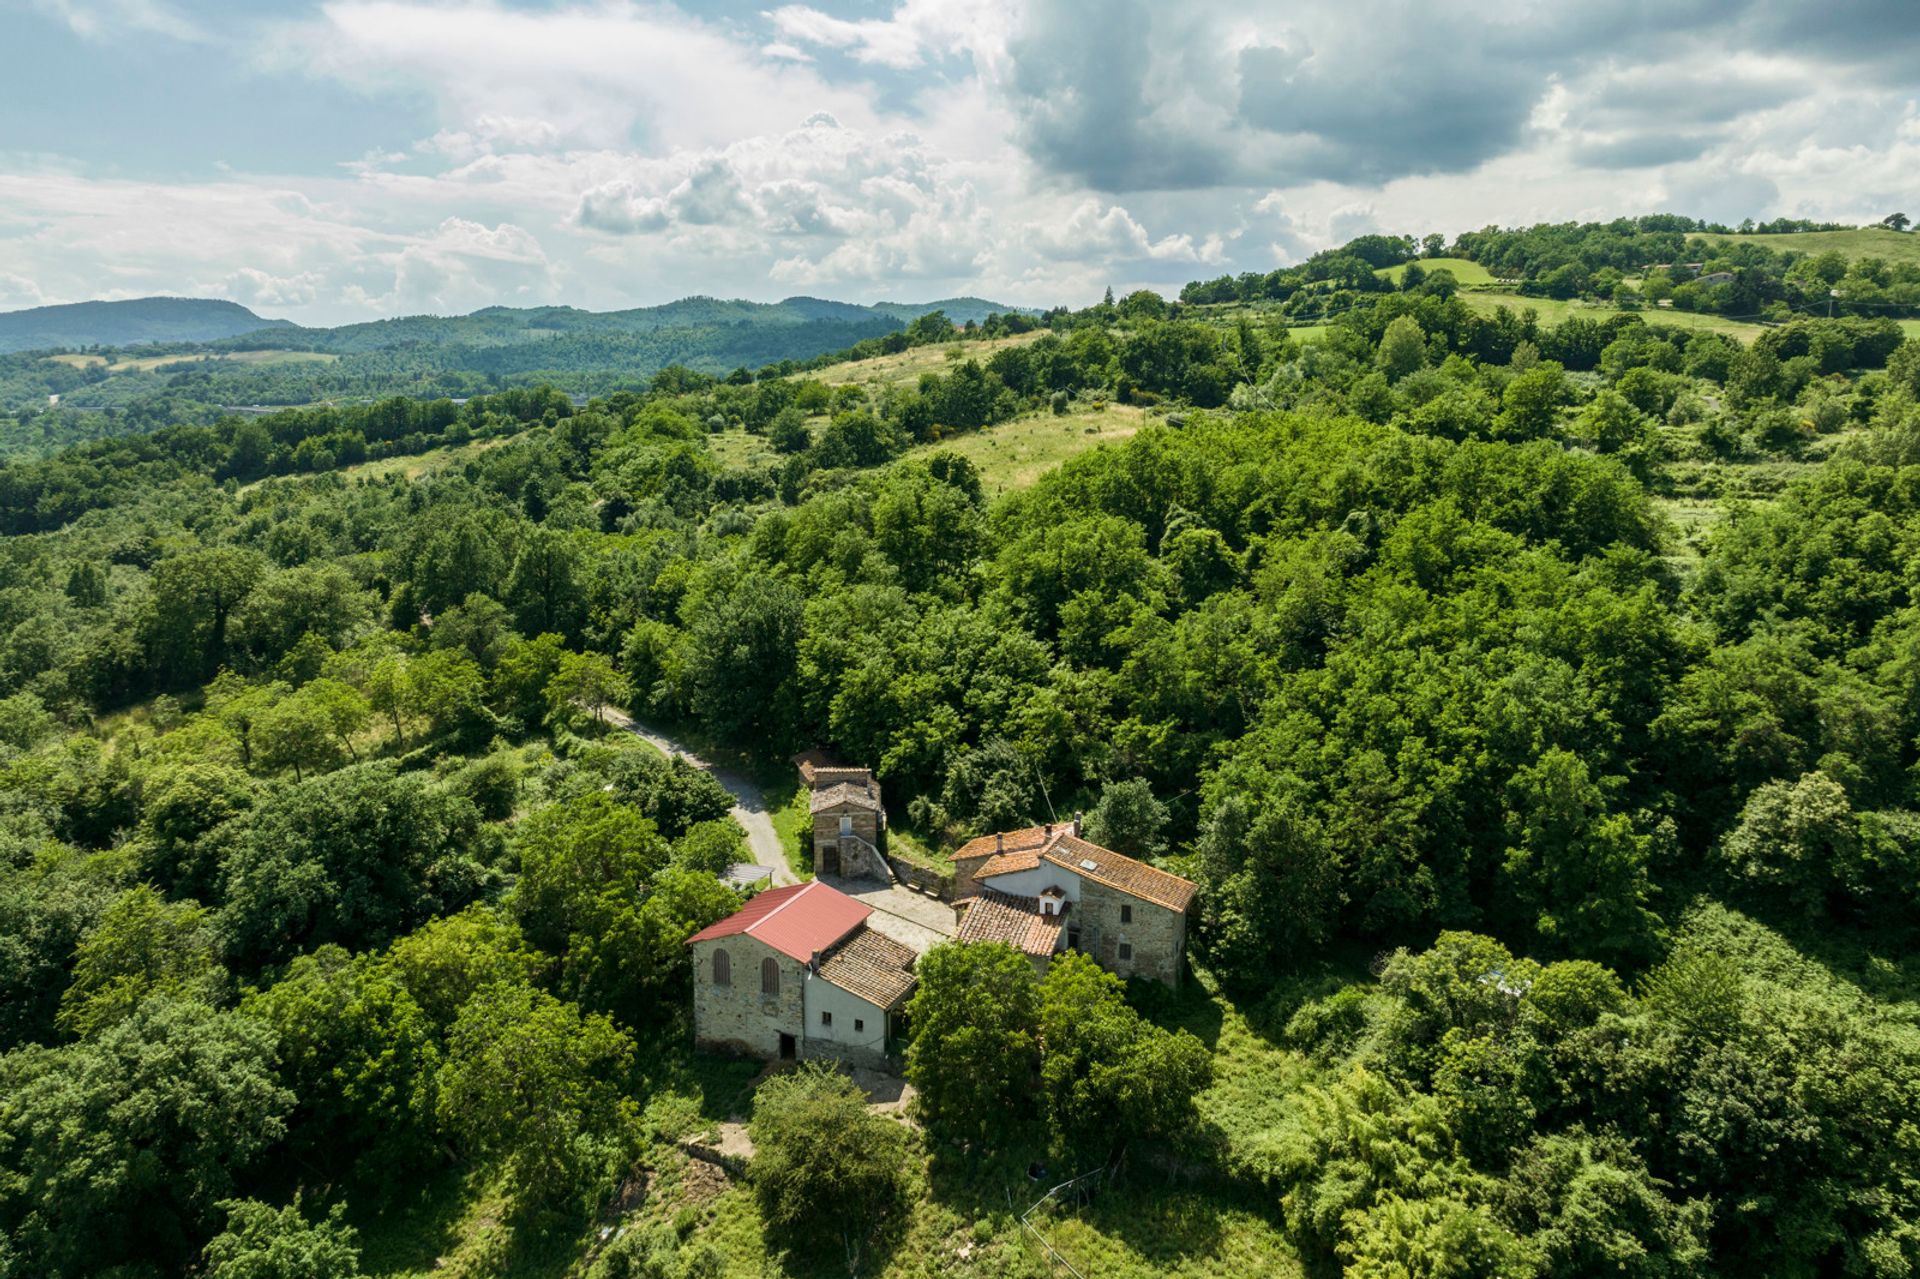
[812,804,882,875]
[1074,882,1187,986]
[888,855,954,900]
[951,852,993,900]
[690,934,805,1057]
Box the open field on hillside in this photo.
[44,348,338,373]
[911,403,1152,492]
[235,431,522,493]
[709,401,1152,492]
[1376,257,1499,286]
[705,427,779,471]
[1459,291,1770,340]
[1695,226,1920,264]
[816,331,1045,390]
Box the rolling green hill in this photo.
[0,296,291,354]
[1694,226,1920,264]
[1376,257,1498,286]
[0,293,1031,415]
[869,296,1037,325]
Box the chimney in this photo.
[1044,822,1053,838]
[996,832,1004,851]
[1072,811,1082,838]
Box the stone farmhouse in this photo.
[796,752,888,881]
[951,821,1197,985]
[688,768,1201,1066]
[687,879,916,1070]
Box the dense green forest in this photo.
[3,220,1920,1278]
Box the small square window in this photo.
[821,1011,832,1026]
[1118,942,1133,961]
[854,1018,864,1032]
[1120,904,1133,923]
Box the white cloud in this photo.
[221,267,323,310]
[4,0,1919,323]
[765,0,1013,71]
[1029,200,1219,264]
[0,273,47,308]
[262,0,887,154]
[573,181,671,235]
[388,218,555,313]
[28,0,205,42]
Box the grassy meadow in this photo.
[817,331,1045,390]
[1459,291,1772,339]
[1375,257,1499,286]
[44,348,338,374]
[906,402,1151,492]
[1694,226,1920,264]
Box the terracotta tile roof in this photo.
[1042,834,1197,913]
[684,880,870,962]
[815,924,917,1009]
[794,752,877,792]
[956,889,1066,959]
[809,767,876,789]
[952,824,1058,863]
[809,780,882,814]
[974,849,1043,877]
[792,751,838,786]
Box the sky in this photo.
[1,0,1917,325]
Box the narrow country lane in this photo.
[600,708,798,887]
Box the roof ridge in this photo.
[752,880,820,928]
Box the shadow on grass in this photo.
[635,1040,765,1124]
[344,1159,472,1276]
[1128,966,1227,1050]
[347,1155,624,1279]
[1060,1174,1270,1268]
[919,1136,1291,1277]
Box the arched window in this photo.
[761,957,780,996]
[712,949,731,987]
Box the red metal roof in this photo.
[684,880,872,962]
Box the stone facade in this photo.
[1072,881,1187,986]
[688,882,919,1070]
[954,825,1197,988]
[811,801,886,879]
[690,933,806,1059]
[799,757,890,881]
[951,850,993,901]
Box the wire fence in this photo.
[1017,1166,1108,1278]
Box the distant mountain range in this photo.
[0,294,1028,357]
[0,298,294,354]
[0,293,1036,416]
